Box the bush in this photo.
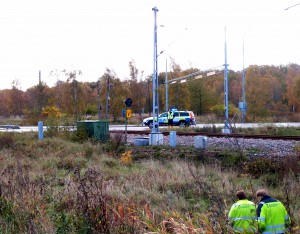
[0,133,14,148]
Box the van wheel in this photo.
[148,121,153,129]
[179,121,187,127]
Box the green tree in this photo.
[189,79,218,115]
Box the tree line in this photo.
[0,59,300,124]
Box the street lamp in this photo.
[152,6,159,133]
[149,6,163,145]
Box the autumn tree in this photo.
[189,78,219,115]
[24,80,50,118]
[127,60,147,120]
[143,75,152,116]
[285,63,300,112]
[0,90,10,117]
[8,80,24,117]
[98,68,125,121]
[63,70,83,121]
[109,78,128,122]
[167,58,190,110]
[246,65,275,121]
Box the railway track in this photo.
[110,130,300,141]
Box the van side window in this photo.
[173,112,179,117]
[180,112,189,117]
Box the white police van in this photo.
[142,110,195,128]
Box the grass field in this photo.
[0,126,299,233]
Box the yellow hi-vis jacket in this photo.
[257,195,291,234]
[228,199,257,233]
[167,111,174,120]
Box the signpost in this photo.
[124,98,132,144]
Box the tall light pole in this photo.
[149,6,163,145]
[152,6,159,133]
[241,35,246,123]
[223,27,230,133]
[165,58,169,112]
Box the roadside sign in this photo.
[126,109,132,118]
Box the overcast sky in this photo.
[0,0,299,90]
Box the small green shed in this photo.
[77,120,109,142]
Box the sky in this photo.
[0,0,299,90]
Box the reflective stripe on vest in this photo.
[231,216,255,221]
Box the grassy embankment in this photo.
[0,124,299,233]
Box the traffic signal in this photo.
[125,98,132,107]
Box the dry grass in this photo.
[0,132,299,233]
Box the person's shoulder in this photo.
[241,199,255,205]
[247,200,255,205]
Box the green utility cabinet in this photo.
[77,120,109,142]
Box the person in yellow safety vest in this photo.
[256,189,291,234]
[167,109,174,128]
[228,190,257,233]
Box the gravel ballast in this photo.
[126,134,299,157]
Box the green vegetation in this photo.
[0,131,299,233]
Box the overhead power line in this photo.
[285,2,300,10]
[169,65,223,84]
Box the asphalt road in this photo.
[1,122,300,133]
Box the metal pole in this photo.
[125,106,128,144]
[152,7,159,133]
[242,35,246,123]
[97,79,101,120]
[165,58,168,112]
[224,27,230,132]
[105,76,110,120]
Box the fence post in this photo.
[38,121,44,140]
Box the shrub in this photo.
[0,133,14,149]
[105,133,126,156]
[70,125,89,142]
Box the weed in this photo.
[121,150,133,165]
[105,133,126,156]
[0,133,299,233]
[0,133,14,149]
[83,143,94,159]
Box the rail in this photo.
[110,130,300,141]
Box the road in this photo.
[1,122,300,133]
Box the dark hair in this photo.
[236,190,247,200]
[256,189,267,197]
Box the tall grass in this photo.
[0,132,299,233]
